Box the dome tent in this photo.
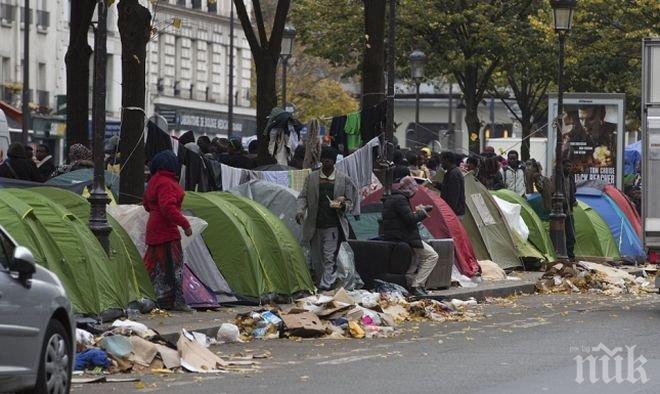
[183,192,314,299]
[0,188,150,315]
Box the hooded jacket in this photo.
[144,154,190,245]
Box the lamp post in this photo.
[409,50,426,141]
[383,0,396,196]
[89,0,112,253]
[280,24,296,108]
[549,0,576,261]
[227,1,234,138]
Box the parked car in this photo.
[0,226,74,393]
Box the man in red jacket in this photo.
[143,150,193,312]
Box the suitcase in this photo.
[425,239,454,289]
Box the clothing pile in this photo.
[536,261,653,295]
[232,287,482,341]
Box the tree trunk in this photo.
[520,120,532,161]
[254,50,278,164]
[118,0,151,203]
[362,0,386,111]
[65,0,96,151]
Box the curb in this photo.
[157,281,538,343]
[426,281,537,302]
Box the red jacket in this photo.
[143,170,190,246]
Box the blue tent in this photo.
[625,140,642,175]
[576,187,645,260]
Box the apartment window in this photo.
[0,2,15,24]
[177,0,186,6]
[36,10,49,30]
[192,0,201,10]
[37,62,48,106]
[1,57,10,82]
[20,6,32,24]
[208,0,217,13]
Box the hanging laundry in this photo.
[329,115,348,154]
[336,136,380,190]
[361,101,387,143]
[221,164,249,190]
[344,112,362,152]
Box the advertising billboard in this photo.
[547,93,625,188]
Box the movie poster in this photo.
[548,94,625,187]
[561,104,618,184]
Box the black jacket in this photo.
[382,190,427,248]
[441,165,466,216]
[37,158,56,180]
[0,157,45,182]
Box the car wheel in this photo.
[33,319,72,394]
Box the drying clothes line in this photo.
[220,164,311,193]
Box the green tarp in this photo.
[492,189,556,262]
[573,201,620,259]
[183,192,314,298]
[0,188,148,315]
[463,173,522,270]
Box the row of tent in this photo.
[0,168,645,316]
[0,183,314,316]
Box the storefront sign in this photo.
[155,105,257,137]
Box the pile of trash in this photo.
[536,261,653,295]
[74,319,259,377]
[231,286,481,341]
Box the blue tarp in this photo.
[625,140,642,175]
[576,187,645,260]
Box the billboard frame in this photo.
[642,37,660,252]
[547,92,626,189]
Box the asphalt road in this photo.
[76,292,660,394]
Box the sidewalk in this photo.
[136,272,543,343]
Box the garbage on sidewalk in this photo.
[536,261,654,295]
[73,320,260,378]
[232,287,483,341]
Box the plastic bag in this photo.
[216,323,243,344]
[334,242,364,291]
[373,279,409,297]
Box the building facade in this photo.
[0,0,255,146]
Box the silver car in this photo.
[0,227,74,393]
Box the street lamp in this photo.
[89,0,112,253]
[549,0,576,261]
[409,50,426,140]
[280,24,296,108]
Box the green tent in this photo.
[572,201,620,259]
[183,192,314,298]
[0,189,142,315]
[29,187,154,300]
[463,173,522,269]
[492,189,556,262]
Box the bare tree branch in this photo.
[233,0,261,52]
[251,0,269,46]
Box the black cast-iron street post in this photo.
[89,0,112,253]
[383,0,396,196]
[549,0,576,260]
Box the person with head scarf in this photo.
[0,142,45,182]
[382,176,438,297]
[51,143,95,178]
[142,150,192,312]
[296,146,358,291]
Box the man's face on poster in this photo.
[578,107,598,131]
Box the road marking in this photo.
[317,354,382,365]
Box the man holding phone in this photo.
[382,176,438,297]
